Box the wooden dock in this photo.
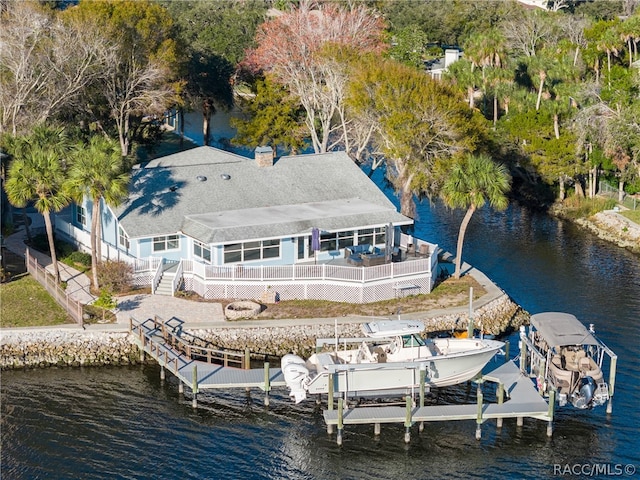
[129,316,286,406]
[322,360,554,445]
[130,315,556,445]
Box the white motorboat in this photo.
[519,312,616,410]
[281,320,504,403]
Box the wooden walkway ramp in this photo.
[323,360,553,444]
[129,316,286,402]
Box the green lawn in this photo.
[620,208,640,225]
[0,275,74,327]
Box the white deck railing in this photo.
[151,262,163,294]
[171,260,184,295]
[172,257,431,284]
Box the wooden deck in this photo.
[130,316,286,394]
[323,361,553,443]
[130,315,556,443]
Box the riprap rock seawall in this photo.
[0,330,140,369]
[1,294,526,369]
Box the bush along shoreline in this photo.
[0,295,526,370]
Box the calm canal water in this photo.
[2,127,640,479]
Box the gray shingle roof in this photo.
[114,146,412,243]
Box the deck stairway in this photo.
[154,263,179,296]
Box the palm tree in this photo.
[618,15,640,67]
[4,126,72,284]
[597,28,621,86]
[67,135,129,290]
[441,154,511,279]
[464,29,507,120]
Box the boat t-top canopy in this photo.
[530,312,601,349]
[362,320,425,338]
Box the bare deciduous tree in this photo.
[502,9,552,57]
[244,0,386,154]
[0,1,115,136]
[103,60,176,157]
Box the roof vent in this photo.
[220,173,231,180]
[196,175,207,182]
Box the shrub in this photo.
[56,241,75,259]
[28,233,50,253]
[94,289,117,309]
[561,197,617,219]
[97,261,133,294]
[64,251,92,267]
[29,234,76,258]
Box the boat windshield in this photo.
[402,334,425,348]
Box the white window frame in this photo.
[357,227,385,246]
[193,240,211,263]
[223,239,281,264]
[118,225,130,249]
[152,234,180,252]
[76,205,86,226]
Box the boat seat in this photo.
[563,349,586,371]
[549,357,575,393]
[578,356,605,384]
[358,342,376,363]
[579,357,591,370]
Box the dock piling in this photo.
[419,366,426,407]
[264,361,270,407]
[327,374,334,434]
[475,382,483,440]
[374,423,381,436]
[607,355,617,414]
[504,340,510,363]
[337,398,344,446]
[547,389,555,437]
[192,365,198,409]
[419,366,426,433]
[404,395,412,444]
[520,338,527,374]
[178,382,184,395]
[139,335,145,363]
[496,382,504,429]
[160,366,165,381]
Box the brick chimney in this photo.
[255,146,274,167]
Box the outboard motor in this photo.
[281,354,310,404]
[571,376,596,409]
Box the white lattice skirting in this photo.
[181,276,432,303]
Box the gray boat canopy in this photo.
[530,312,601,348]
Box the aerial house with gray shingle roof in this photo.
[55,146,438,303]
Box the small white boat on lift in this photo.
[281,319,504,403]
[519,312,617,410]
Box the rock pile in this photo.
[1,295,527,369]
[191,294,527,358]
[0,330,139,369]
[576,211,640,254]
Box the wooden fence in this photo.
[25,249,84,325]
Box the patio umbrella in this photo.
[311,227,320,252]
[385,223,393,262]
[311,227,320,264]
